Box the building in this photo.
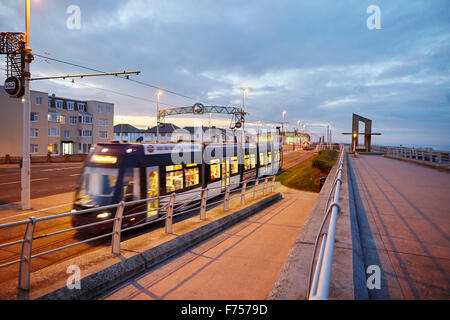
[113,124,143,143]
[284,131,310,146]
[112,123,230,143]
[0,86,114,156]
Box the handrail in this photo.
[372,145,449,165]
[0,173,278,292]
[307,145,345,300]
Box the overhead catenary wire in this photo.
[33,53,201,103]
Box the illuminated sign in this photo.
[91,155,117,164]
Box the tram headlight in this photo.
[97,212,111,219]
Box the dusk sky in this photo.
[0,0,449,147]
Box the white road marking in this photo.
[0,202,73,222]
[0,177,49,186]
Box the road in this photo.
[0,163,83,205]
[349,155,450,299]
[0,149,316,289]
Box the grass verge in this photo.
[276,150,338,192]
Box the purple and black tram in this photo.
[71,140,282,233]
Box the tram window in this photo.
[244,155,250,171]
[268,152,272,164]
[231,156,239,175]
[259,152,265,167]
[122,169,134,202]
[210,159,221,181]
[185,164,200,188]
[250,154,256,169]
[166,165,184,193]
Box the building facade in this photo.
[0,86,114,157]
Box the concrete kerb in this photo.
[267,150,356,300]
[37,192,282,300]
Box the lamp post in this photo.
[156,90,162,142]
[21,0,32,210]
[282,110,286,145]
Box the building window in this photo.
[98,105,103,113]
[79,130,92,137]
[106,106,111,114]
[48,112,59,122]
[99,131,108,138]
[69,116,77,124]
[30,112,39,122]
[78,115,92,124]
[64,130,70,139]
[48,143,59,155]
[59,115,65,124]
[30,144,38,154]
[67,101,75,110]
[99,118,107,126]
[48,99,52,108]
[30,128,39,138]
[55,100,63,109]
[48,128,60,136]
[36,96,42,105]
[79,143,90,153]
[77,103,86,111]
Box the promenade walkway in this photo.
[100,186,318,300]
[348,155,450,299]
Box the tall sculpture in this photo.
[343,113,381,152]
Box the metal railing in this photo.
[372,145,450,165]
[307,145,344,300]
[0,174,277,292]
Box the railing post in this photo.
[224,185,230,211]
[253,179,259,200]
[271,176,276,193]
[111,201,125,255]
[200,188,208,220]
[240,181,247,205]
[263,178,268,195]
[18,217,37,291]
[165,193,176,233]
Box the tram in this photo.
[71,138,282,233]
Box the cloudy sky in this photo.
[0,0,449,146]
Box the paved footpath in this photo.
[100,186,318,300]
[349,155,450,299]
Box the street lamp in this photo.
[282,110,287,145]
[21,0,32,210]
[156,90,162,142]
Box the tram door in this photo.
[146,166,159,218]
[222,159,230,188]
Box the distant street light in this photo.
[156,90,162,142]
[282,110,287,144]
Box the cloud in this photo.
[0,0,449,146]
